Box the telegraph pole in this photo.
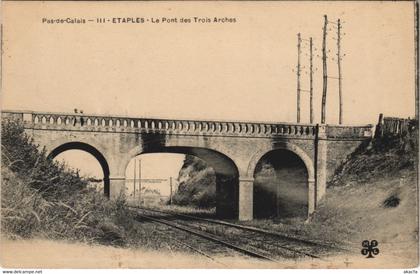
[415,2,419,121]
[169,176,173,205]
[133,159,136,198]
[297,33,302,123]
[138,159,142,206]
[309,37,314,124]
[276,180,280,218]
[337,18,343,124]
[321,15,328,124]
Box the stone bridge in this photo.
[2,110,373,221]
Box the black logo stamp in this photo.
[361,240,379,258]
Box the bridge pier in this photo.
[316,126,328,204]
[215,174,238,219]
[308,178,316,216]
[109,177,126,199]
[238,177,253,221]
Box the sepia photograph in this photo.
[0,0,418,270]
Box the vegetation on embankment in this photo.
[0,119,177,249]
[171,155,216,208]
[329,128,417,186]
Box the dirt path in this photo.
[1,238,416,268]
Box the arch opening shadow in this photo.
[130,146,240,219]
[48,142,111,197]
[253,149,308,219]
[124,153,218,211]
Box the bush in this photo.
[1,119,86,199]
[171,155,216,208]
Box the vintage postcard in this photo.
[0,0,418,270]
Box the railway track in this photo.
[138,206,343,250]
[136,219,229,266]
[130,206,341,262]
[138,212,279,262]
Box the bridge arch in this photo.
[124,145,240,179]
[252,149,309,218]
[246,142,315,181]
[48,142,111,197]
[246,142,315,219]
[124,145,240,218]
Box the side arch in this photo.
[246,142,315,181]
[48,142,111,197]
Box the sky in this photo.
[2,1,416,125]
[2,1,416,187]
[56,152,184,196]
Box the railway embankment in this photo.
[237,128,418,264]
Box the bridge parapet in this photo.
[2,110,373,139]
[324,124,373,139]
[3,110,320,138]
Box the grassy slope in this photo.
[317,133,418,247]
[2,166,127,245]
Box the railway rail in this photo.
[138,220,229,266]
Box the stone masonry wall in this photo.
[325,139,368,182]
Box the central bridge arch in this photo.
[125,146,240,218]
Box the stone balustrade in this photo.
[2,110,372,139]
